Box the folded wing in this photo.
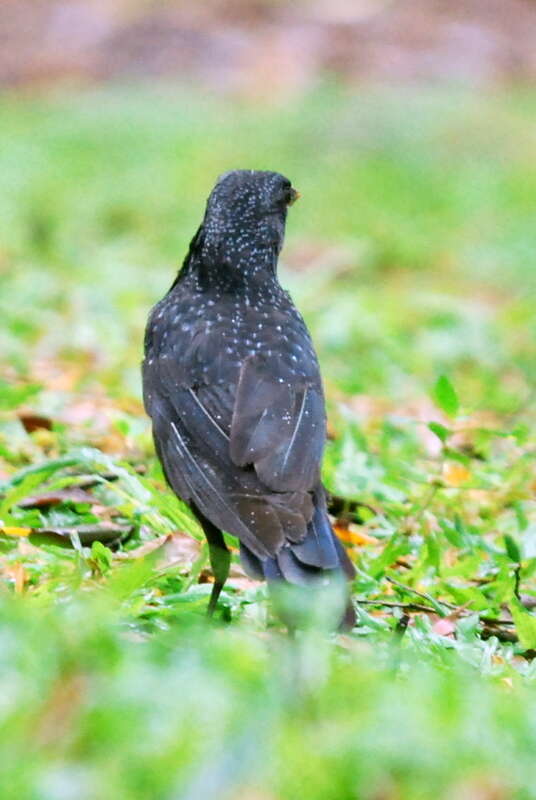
[230,354,325,492]
[143,343,325,561]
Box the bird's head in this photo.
[199,170,299,269]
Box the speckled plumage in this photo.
[142,170,354,619]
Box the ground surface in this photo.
[1,84,535,799]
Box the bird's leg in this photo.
[192,505,231,616]
[207,537,231,616]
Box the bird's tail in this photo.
[240,489,355,629]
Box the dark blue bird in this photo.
[142,170,354,625]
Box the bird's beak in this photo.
[289,188,301,205]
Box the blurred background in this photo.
[2,0,535,420]
[3,0,536,89]
[1,2,536,799]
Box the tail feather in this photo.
[239,541,264,580]
[239,489,355,586]
[275,546,321,585]
[291,489,339,569]
[239,488,355,629]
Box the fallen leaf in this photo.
[18,488,96,509]
[28,523,133,548]
[0,527,32,537]
[118,532,201,570]
[334,523,379,546]
[17,412,53,433]
[4,562,27,593]
[443,462,472,487]
[433,618,456,636]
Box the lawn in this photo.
[1,83,535,799]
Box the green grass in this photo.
[0,83,535,798]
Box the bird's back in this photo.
[145,271,320,403]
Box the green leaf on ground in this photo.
[432,375,459,417]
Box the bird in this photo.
[142,169,355,627]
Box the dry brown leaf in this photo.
[433,618,456,636]
[17,412,53,433]
[19,488,96,509]
[118,532,201,570]
[4,562,27,593]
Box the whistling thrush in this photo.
[142,170,354,623]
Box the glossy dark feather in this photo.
[142,169,354,625]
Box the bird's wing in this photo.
[143,343,318,559]
[143,308,328,557]
[229,353,326,492]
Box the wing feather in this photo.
[230,356,325,492]
[144,309,329,562]
[165,419,280,558]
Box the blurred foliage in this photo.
[3,593,536,800]
[0,84,535,798]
